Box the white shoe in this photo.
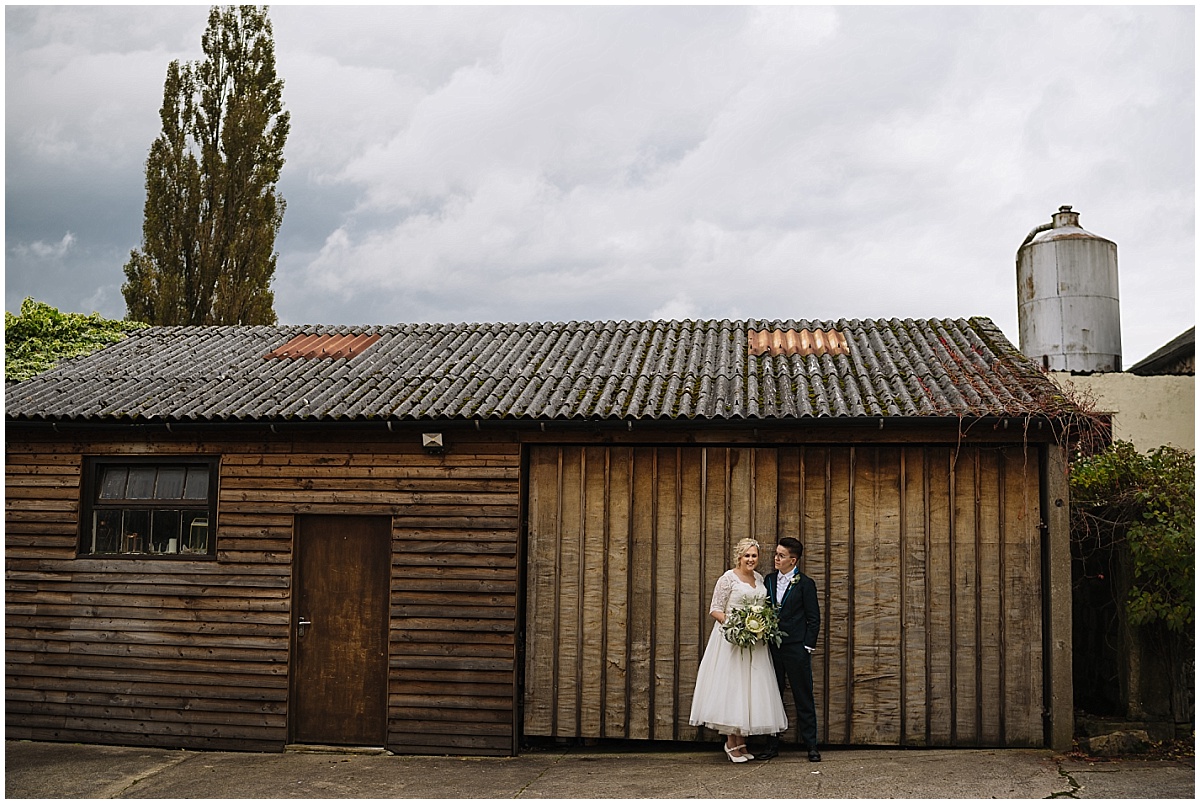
[724,745,750,763]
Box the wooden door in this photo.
[291,515,391,745]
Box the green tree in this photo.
[4,298,147,382]
[123,5,289,326]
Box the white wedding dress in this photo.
[688,569,789,736]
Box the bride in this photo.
[689,537,788,762]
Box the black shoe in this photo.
[755,738,780,761]
[808,748,822,762]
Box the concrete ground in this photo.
[4,739,1194,799]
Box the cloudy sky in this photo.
[6,5,1194,365]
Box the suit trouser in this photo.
[771,642,818,748]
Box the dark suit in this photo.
[765,569,820,749]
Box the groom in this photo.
[758,536,821,762]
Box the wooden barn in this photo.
[5,317,1074,755]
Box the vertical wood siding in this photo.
[5,432,520,755]
[524,444,1044,747]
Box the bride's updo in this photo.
[732,537,760,568]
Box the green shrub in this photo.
[1071,441,1195,633]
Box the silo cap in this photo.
[1025,205,1114,247]
[1052,206,1081,228]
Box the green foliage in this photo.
[123,5,288,326]
[4,298,147,382]
[1071,441,1195,633]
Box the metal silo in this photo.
[1016,205,1122,372]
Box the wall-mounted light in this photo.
[421,432,444,454]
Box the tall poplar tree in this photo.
[123,5,289,325]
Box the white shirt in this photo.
[776,568,795,605]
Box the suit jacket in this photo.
[765,569,820,650]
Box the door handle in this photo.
[297,616,312,637]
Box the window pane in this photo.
[183,467,209,500]
[151,509,183,554]
[92,510,122,554]
[126,468,156,500]
[122,509,150,553]
[155,468,186,499]
[183,511,210,554]
[98,467,128,500]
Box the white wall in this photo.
[1050,372,1194,453]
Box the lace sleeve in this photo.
[709,572,733,614]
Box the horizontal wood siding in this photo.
[524,443,1045,748]
[6,430,520,755]
[6,440,290,751]
[385,444,520,756]
[222,440,520,755]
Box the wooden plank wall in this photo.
[6,440,290,751]
[383,442,520,756]
[525,446,762,740]
[524,443,1045,747]
[5,430,521,755]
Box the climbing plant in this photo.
[1071,440,1194,633]
[1070,440,1194,722]
[4,298,147,382]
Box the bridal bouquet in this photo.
[723,595,786,652]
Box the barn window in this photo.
[80,458,218,558]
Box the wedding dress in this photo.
[688,569,789,735]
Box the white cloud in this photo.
[78,284,114,316]
[652,294,700,322]
[5,6,1194,363]
[5,7,201,170]
[15,232,76,260]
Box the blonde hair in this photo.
[732,537,760,567]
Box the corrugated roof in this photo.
[4,317,1064,423]
[1126,326,1195,376]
